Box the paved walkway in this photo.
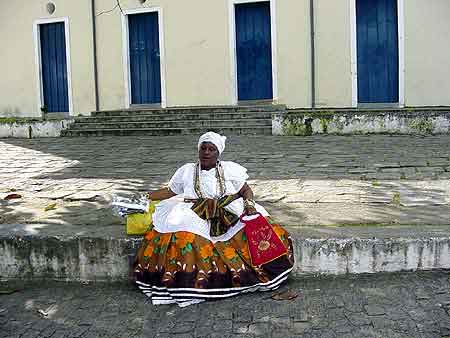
[1,135,449,233]
[2,135,450,336]
[1,271,450,338]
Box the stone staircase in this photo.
[62,105,285,137]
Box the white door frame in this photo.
[350,0,404,107]
[33,17,73,115]
[121,7,167,108]
[228,0,278,104]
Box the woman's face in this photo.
[199,142,219,168]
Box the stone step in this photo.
[64,105,280,137]
[61,125,273,137]
[91,105,285,117]
[75,111,273,123]
[70,119,272,130]
[2,223,450,281]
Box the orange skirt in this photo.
[133,219,294,306]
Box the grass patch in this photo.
[392,192,401,206]
[0,117,68,124]
[0,117,33,124]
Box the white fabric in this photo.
[197,131,227,155]
[136,267,292,307]
[154,161,269,243]
[168,161,249,198]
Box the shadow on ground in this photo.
[1,135,450,232]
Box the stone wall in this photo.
[273,109,450,136]
[2,230,450,281]
[0,119,73,138]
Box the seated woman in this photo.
[134,131,294,306]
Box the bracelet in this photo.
[244,199,255,208]
[145,192,152,200]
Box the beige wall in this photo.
[314,0,353,108]
[162,0,232,107]
[94,0,314,110]
[277,0,311,108]
[95,0,234,109]
[0,2,44,117]
[2,0,450,117]
[404,0,450,106]
[95,0,127,111]
[0,0,96,117]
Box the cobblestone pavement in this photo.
[1,135,450,230]
[1,271,450,338]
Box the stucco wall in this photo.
[0,0,96,117]
[314,0,353,108]
[95,0,313,109]
[404,0,450,107]
[1,0,450,116]
[94,0,127,111]
[276,0,311,108]
[0,3,42,117]
[95,0,234,109]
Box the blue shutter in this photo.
[40,22,69,112]
[128,13,161,105]
[235,2,273,101]
[356,0,399,103]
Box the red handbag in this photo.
[240,213,288,266]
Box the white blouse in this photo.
[168,161,249,198]
[152,161,269,243]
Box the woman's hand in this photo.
[239,183,258,215]
[244,205,258,215]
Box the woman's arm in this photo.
[238,183,257,215]
[146,187,176,201]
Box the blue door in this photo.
[356,0,399,103]
[235,2,273,101]
[128,12,161,105]
[40,22,69,113]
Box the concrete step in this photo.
[61,125,273,137]
[64,106,279,137]
[70,119,272,130]
[91,105,286,117]
[2,223,450,281]
[75,111,274,123]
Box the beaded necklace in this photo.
[194,161,225,199]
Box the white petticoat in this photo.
[152,195,269,243]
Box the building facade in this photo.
[1,0,450,118]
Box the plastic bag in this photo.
[111,194,149,218]
[126,200,160,235]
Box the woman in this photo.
[134,131,294,306]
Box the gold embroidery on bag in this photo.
[258,240,270,251]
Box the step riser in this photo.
[76,112,273,123]
[71,120,272,130]
[2,234,449,281]
[92,106,285,117]
[62,127,272,137]
[65,106,279,137]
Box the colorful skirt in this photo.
[133,219,294,307]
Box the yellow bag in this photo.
[126,200,159,235]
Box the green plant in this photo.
[392,192,401,206]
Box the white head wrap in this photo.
[198,131,227,155]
